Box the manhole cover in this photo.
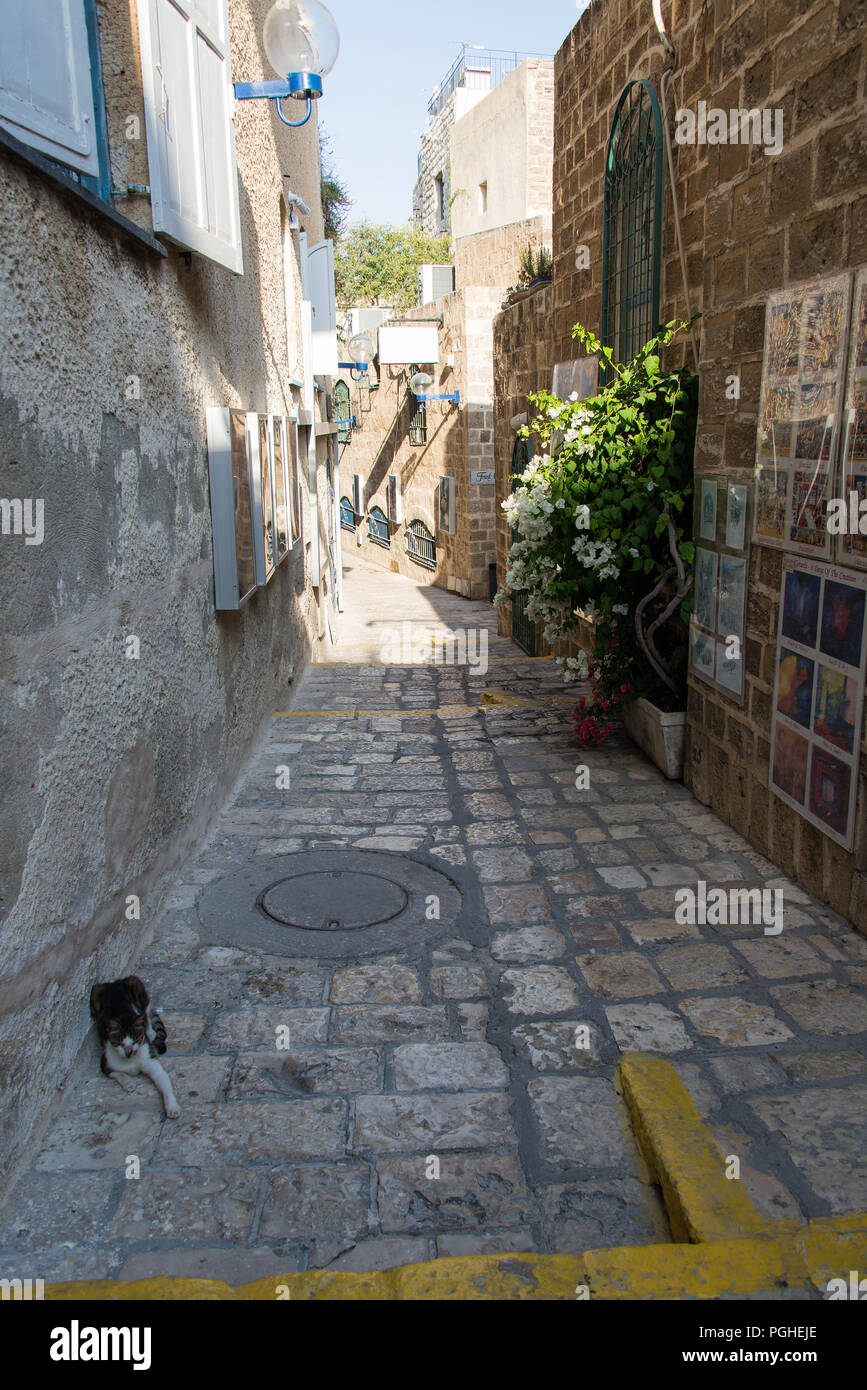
[257,870,408,931]
[197,848,464,958]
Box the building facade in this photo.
[0,0,340,1174]
[493,0,867,926]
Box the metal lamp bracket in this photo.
[234,73,322,129]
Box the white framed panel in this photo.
[270,414,291,565]
[378,324,439,366]
[437,475,456,534]
[206,406,258,610]
[387,474,403,525]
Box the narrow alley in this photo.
[4,559,865,1290]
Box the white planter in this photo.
[622,698,686,780]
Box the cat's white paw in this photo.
[165,1101,181,1119]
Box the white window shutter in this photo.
[306,240,338,376]
[0,0,98,176]
[137,0,243,274]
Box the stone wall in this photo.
[455,214,553,291]
[0,0,327,1174]
[493,0,867,926]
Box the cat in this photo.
[89,975,180,1119]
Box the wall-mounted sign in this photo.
[387,474,403,525]
[471,469,495,485]
[378,323,439,366]
[552,356,599,401]
[769,556,867,850]
[352,473,363,517]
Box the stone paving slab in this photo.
[2,557,865,1283]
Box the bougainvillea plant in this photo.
[496,319,699,738]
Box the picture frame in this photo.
[438,475,456,534]
[206,407,261,611]
[387,474,403,526]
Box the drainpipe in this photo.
[653,2,700,374]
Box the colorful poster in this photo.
[770,556,867,850]
[754,273,851,558]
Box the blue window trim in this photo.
[368,506,390,548]
[80,0,112,202]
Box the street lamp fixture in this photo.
[410,370,460,406]
[339,333,376,381]
[234,1,340,129]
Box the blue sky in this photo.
[320,1,592,228]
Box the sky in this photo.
[319,0,592,229]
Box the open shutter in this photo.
[137,0,243,273]
[306,239,338,376]
[0,0,99,176]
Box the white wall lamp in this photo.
[234,1,340,129]
[410,370,460,407]
[339,333,376,381]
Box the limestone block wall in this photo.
[0,0,326,1175]
[455,214,554,290]
[493,0,867,925]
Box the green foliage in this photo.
[334,223,452,312]
[319,126,352,243]
[497,320,699,709]
[518,243,553,285]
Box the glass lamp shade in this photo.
[263,1,340,81]
[409,371,434,395]
[347,333,375,366]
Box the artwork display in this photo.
[769,557,867,850]
[753,273,851,558]
[689,478,751,702]
[438,475,456,534]
[387,474,402,525]
[206,408,299,611]
[552,357,599,401]
[839,268,867,570]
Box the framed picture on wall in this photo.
[689,477,751,702]
[438,475,456,534]
[254,415,277,585]
[387,474,403,525]
[837,266,867,572]
[352,472,363,517]
[206,407,261,611]
[270,415,290,565]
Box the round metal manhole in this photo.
[196,848,465,958]
[257,870,408,932]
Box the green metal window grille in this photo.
[334,380,352,444]
[509,436,536,656]
[368,506,390,548]
[601,78,664,366]
[406,519,436,570]
[339,496,355,532]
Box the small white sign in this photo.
[378,323,439,366]
[471,469,495,485]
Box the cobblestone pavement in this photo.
[3,558,866,1286]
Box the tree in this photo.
[319,125,352,243]
[334,222,452,312]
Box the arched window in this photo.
[339,496,356,532]
[601,79,664,365]
[368,506,390,548]
[406,519,436,570]
[334,380,352,444]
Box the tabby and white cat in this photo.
[90,975,180,1118]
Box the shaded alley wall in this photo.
[494,0,867,925]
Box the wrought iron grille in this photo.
[406,519,436,570]
[409,369,428,447]
[509,436,536,656]
[601,79,664,366]
[334,380,352,444]
[368,506,390,548]
[339,496,356,532]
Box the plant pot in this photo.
[622,697,686,780]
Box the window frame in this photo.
[368,505,390,548]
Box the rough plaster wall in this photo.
[0,0,326,1174]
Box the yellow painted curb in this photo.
[617,1053,768,1243]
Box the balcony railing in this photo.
[427,45,550,119]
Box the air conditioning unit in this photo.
[418,264,455,306]
[346,307,390,339]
